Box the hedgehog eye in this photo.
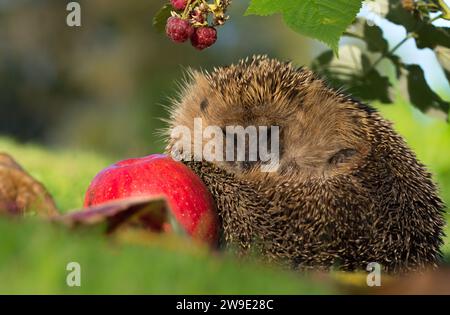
[200,99,209,112]
[328,148,357,165]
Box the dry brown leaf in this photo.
[378,267,450,295]
[0,152,58,217]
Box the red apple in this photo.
[84,154,219,246]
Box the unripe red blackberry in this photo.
[166,16,194,43]
[191,27,217,50]
[170,0,188,11]
[191,8,205,24]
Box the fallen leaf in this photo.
[329,268,450,294]
[56,197,186,237]
[0,153,58,217]
[378,267,450,294]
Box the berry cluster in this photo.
[166,0,231,50]
[401,0,445,18]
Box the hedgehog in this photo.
[165,55,446,273]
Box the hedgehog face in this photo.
[169,56,372,181]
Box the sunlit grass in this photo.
[0,218,333,294]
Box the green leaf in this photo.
[386,53,403,78]
[246,0,284,16]
[415,25,450,49]
[153,4,173,34]
[438,0,450,20]
[386,0,420,31]
[245,0,364,53]
[314,50,334,67]
[364,24,388,54]
[405,64,450,114]
[361,24,403,78]
[356,57,392,104]
[386,0,450,49]
[311,50,393,104]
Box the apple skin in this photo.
[84,154,219,246]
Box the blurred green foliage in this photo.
[0,218,333,294]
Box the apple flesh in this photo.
[84,154,219,246]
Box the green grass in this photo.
[0,99,449,293]
[0,219,333,294]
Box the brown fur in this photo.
[166,55,446,273]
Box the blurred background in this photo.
[0,0,315,158]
